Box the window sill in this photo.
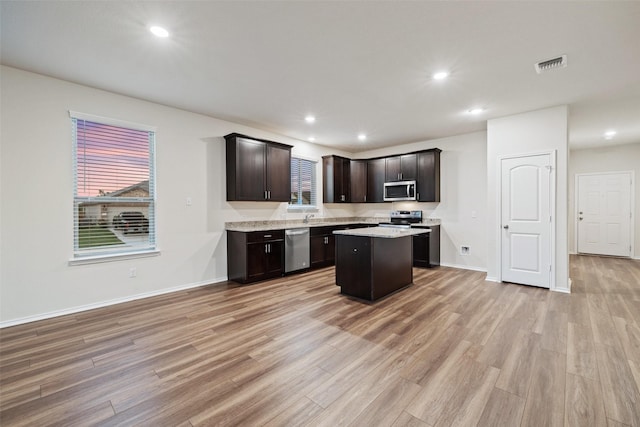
[286,205,319,213]
[68,250,160,266]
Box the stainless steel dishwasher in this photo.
[285,228,310,273]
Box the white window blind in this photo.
[72,116,156,258]
[290,157,317,207]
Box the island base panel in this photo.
[335,235,413,301]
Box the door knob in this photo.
[503,225,509,229]
[579,217,583,221]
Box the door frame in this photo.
[497,150,556,290]
[574,171,635,258]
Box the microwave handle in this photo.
[407,183,411,196]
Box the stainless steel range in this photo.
[379,211,422,228]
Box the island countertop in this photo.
[333,226,430,239]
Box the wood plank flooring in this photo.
[1,255,639,426]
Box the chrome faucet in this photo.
[303,214,315,224]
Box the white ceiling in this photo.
[2,1,639,152]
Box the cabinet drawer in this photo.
[247,230,284,243]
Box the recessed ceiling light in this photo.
[304,115,316,124]
[149,26,169,38]
[604,130,617,139]
[308,136,316,142]
[433,71,449,80]
[468,108,485,115]
[357,134,367,141]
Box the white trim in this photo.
[497,150,556,290]
[439,262,487,272]
[485,276,499,282]
[69,110,156,132]
[290,153,319,163]
[0,276,228,328]
[69,250,161,265]
[574,171,635,259]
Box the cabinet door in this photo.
[367,158,386,203]
[323,156,350,203]
[247,243,267,281]
[350,160,368,203]
[417,150,441,202]
[400,154,417,181]
[235,138,266,201]
[339,158,351,202]
[385,156,401,182]
[266,144,291,202]
[413,234,430,268]
[310,235,327,268]
[325,234,336,265]
[265,240,284,276]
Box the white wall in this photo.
[352,132,488,271]
[0,66,490,325]
[0,66,353,325]
[487,106,569,292]
[568,143,640,258]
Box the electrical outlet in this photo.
[461,246,470,255]
[129,267,137,278]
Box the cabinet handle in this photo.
[268,190,271,199]
[264,234,272,238]
[265,243,268,253]
[264,191,268,200]
[417,192,419,200]
[364,195,367,202]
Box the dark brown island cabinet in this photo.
[227,230,284,283]
[225,133,292,202]
[322,155,351,203]
[334,228,429,301]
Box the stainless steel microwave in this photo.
[383,180,417,201]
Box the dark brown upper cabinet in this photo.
[323,155,351,203]
[225,133,292,202]
[417,149,441,202]
[366,158,386,203]
[385,154,417,182]
[350,159,368,203]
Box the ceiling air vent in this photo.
[534,55,567,74]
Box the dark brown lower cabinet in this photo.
[310,224,373,270]
[310,233,335,269]
[227,230,284,283]
[413,225,440,268]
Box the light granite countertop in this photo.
[225,216,441,232]
[333,226,430,239]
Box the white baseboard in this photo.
[485,276,499,283]
[0,276,228,329]
[439,262,487,273]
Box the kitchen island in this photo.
[333,227,430,301]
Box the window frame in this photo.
[69,111,158,263]
[288,156,318,212]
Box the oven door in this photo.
[383,180,416,201]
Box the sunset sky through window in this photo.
[75,120,150,197]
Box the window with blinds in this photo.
[71,113,156,258]
[290,157,317,207]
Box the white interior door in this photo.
[501,154,552,288]
[577,172,632,257]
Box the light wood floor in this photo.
[1,255,639,426]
